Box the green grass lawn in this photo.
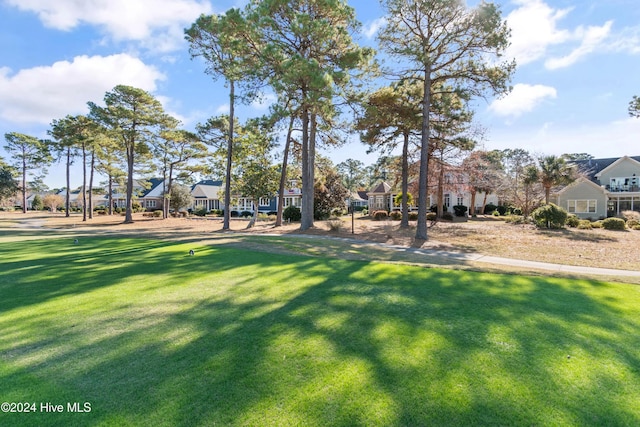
[1,234,639,426]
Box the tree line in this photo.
[2,0,639,240]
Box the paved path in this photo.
[257,233,640,278]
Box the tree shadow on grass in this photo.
[1,239,639,426]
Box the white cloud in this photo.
[489,84,557,118]
[363,17,387,39]
[0,54,165,124]
[545,21,613,69]
[505,0,615,70]
[5,0,212,52]
[505,0,572,66]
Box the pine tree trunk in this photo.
[276,116,294,227]
[415,67,431,240]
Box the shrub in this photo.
[230,210,240,218]
[531,203,568,229]
[566,214,580,228]
[372,210,388,221]
[633,225,640,231]
[442,212,453,221]
[361,208,368,216]
[626,219,640,228]
[408,212,418,221]
[622,210,640,222]
[496,205,508,216]
[283,205,301,222]
[31,194,43,211]
[389,211,402,220]
[591,221,603,229]
[426,212,437,221]
[193,207,208,217]
[511,207,523,216]
[577,220,592,230]
[484,203,497,214]
[453,205,468,217]
[331,208,345,217]
[132,202,143,213]
[153,210,163,217]
[210,209,223,217]
[602,217,626,230]
[492,210,500,217]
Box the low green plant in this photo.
[153,210,163,217]
[408,212,418,221]
[565,214,580,227]
[453,205,468,217]
[577,220,593,230]
[361,208,368,216]
[426,212,437,221]
[193,207,208,217]
[602,217,626,230]
[442,212,453,221]
[626,219,640,228]
[389,211,402,220]
[633,225,640,231]
[531,203,568,229]
[283,205,301,222]
[484,203,497,214]
[592,220,603,229]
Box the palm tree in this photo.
[538,155,574,204]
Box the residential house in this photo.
[191,180,223,211]
[189,179,302,214]
[557,155,640,219]
[367,181,393,211]
[106,178,165,210]
[367,177,497,213]
[349,190,368,209]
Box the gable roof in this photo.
[556,176,607,196]
[593,156,640,178]
[571,155,640,182]
[191,180,223,199]
[369,181,392,194]
[140,178,165,198]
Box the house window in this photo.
[284,197,301,208]
[444,194,451,208]
[145,200,156,208]
[259,197,270,207]
[457,195,464,206]
[567,200,596,213]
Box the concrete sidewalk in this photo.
[272,233,640,278]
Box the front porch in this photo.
[607,193,640,217]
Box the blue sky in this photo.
[1,0,639,189]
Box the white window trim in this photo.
[567,199,597,213]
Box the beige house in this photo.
[557,155,640,219]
